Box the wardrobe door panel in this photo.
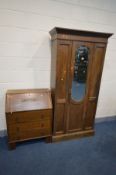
[56,41,71,100]
[84,101,96,130]
[68,104,83,132]
[84,43,106,129]
[54,104,65,134]
[67,41,94,132]
[89,44,106,97]
[54,40,72,134]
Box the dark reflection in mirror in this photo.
[71,46,89,101]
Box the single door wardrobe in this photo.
[50,27,112,142]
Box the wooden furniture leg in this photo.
[9,142,16,150]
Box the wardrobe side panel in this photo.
[84,43,107,129]
[50,40,57,97]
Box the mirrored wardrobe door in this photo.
[71,45,89,102]
[67,41,94,132]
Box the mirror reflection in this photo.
[71,46,89,101]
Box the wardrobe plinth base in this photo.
[52,129,95,142]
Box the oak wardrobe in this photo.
[50,27,112,142]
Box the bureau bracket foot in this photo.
[9,142,16,150]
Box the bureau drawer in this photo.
[8,128,51,141]
[8,120,51,133]
[6,110,52,124]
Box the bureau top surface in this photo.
[6,89,52,113]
